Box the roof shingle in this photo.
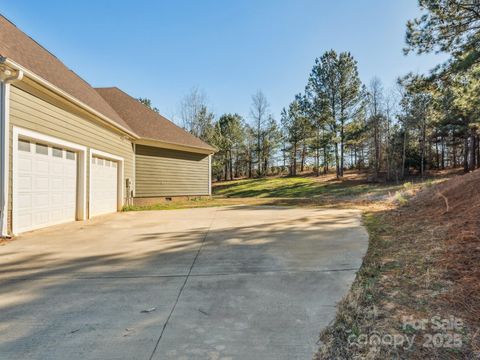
[0,15,213,152]
[96,87,215,152]
[0,16,133,133]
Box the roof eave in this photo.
[0,57,139,139]
[135,137,216,155]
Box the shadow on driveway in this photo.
[0,206,368,360]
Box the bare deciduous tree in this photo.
[250,90,270,176]
[179,87,208,137]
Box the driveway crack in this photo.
[148,209,217,360]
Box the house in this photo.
[0,16,215,236]
[95,87,213,205]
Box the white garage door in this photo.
[14,139,77,233]
[90,156,118,217]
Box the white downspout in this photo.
[0,64,24,237]
[132,142,136,200]
[208,154,212,196]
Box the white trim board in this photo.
[0,82,9,236]
[132,143,136,198]
[208,154,212,196]
[135,138,215,155]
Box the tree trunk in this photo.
[323,145,328,174]
[350,147,353,170]
[300,144,306,173]
[477,135,480,168]
[334,142,340,179]
[292,143,297,176]
[401,128,407,179]
[354,147,357,170]
[257,122,261,176]
[340,121,344,177]
[469,130,476,170]
[420,121,426,178]
[420,142,425,178]
[452,139,457,167]
[224,157,228,181]
[441,136,445,170]
[360,147,364,170]
[234,151,239,178]
[385,112,391,181]
[229,150,233,180]
[248,155,252,178]
[374,122,380,180]
[425,138,433,170]
[470,137,475,170]
[464,136,469,173]
[385,140,391,181]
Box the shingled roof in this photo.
[0,16,133,133]
[95,87,215,152]
[0,15,214,153]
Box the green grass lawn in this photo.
[125,172,452,212]
[122,197,255,212]
[212,176,404,199]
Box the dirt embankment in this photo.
[412,170,480,326]
[316,169,480,359]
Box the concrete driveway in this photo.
[0,206,368,360]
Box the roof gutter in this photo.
[0,64,24,237]
[0,57,139,139]
[136,137,216,155]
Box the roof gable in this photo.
[0,16,133,133]
[95,87,215,152]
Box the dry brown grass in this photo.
[316,169,480,359]
[414,171,480,326]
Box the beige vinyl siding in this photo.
[135,145,209,197]
[8,85,134,231]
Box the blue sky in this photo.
[2,0,445,124]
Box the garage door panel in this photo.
[90,155,118,217]
[51,192,64,205]
[52,177,64,189]
[33,211,49,226]
[51,209,64,222]
[34,159,49,173]
[33,192,49,207]
[18,157,32,172]
[35,177,49,191]
[17,194,32,209]
[14,138,78,233]
[18,175,33,191]
[64,165,75,175]
[18,213,32,227]
[52,162,64,175]
[65,178,76,189]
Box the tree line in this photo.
[175,88,281,181]
[140,1,480,182]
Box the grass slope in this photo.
[213,173,413,200]
[316,171,480,359]
[126,171,453,212]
